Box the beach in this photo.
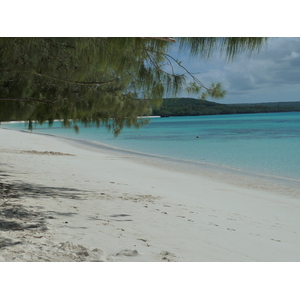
[0,127,300,262]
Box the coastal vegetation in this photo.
[0,37,268,135]
[152,98,300,117]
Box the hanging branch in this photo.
[34,72,116,86]
[144,51,175,76]
[0,97,56,104]
[44,38,76,49]
[141,37,176,43]
[142,45,210,91]
[164,54,211,91]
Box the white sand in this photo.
[0,127,300,262]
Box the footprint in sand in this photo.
[209,222,219,226]
[159,250,177,262]
[137,238,147,242]
[208,214,217,218]
[136,239,151,247]
[271,239,281,242]
[227,228,236,231]
[115,249,139,256]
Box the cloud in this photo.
[223,37,300,92]
[167,37,300,103]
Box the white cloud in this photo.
[194,38,300,102]
[167,37,300,103]
[283,51,300,61]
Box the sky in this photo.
[168,37,300,104]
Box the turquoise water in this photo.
[3,112,300,181]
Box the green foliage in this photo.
[177,37,269,60]
[0,37,269,135]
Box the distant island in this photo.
[152,98,300,117]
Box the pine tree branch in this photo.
[43,38,76,49]
[142,47,206,86]
[0,97,56,104]
[141,37,176,43]
[34,72,116,86]
[164,54,211,91]
[145,51,178,78]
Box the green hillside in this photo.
[152,98,300,117]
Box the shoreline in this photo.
[1,128,300,261]
[56,131,300,200]
[67,136,300,199]
[3,125,299,199]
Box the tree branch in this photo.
[141,37,176,43]
[145,51,178,78]
[34,72,116,86]
[0,97,56,104]
[164,54,211,91]
[43,38,76,49]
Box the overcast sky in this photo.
[168,37,300,104]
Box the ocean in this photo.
[2,112,300,195]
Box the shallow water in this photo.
[4,112,300,182]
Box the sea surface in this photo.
[3,112,300,193]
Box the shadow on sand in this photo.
[0,176,88,251]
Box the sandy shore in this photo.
[0,127,300,262]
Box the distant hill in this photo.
[152,98,300,117]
